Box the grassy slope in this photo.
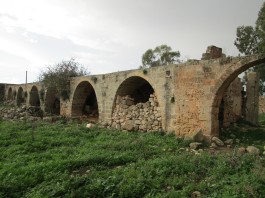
[0,120,265,198]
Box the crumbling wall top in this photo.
[201,45,225,60]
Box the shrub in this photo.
[39,58,89,101]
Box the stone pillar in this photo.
[245,72,259,125]
[60,98,71,117]
[0,84,5,102]
[259,96,265,114]
[222,77,243,127]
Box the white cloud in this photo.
[0,0,263,83]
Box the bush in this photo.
[39,58,89,101]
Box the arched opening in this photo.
[115,76,154,103]
[218,99,224,130]
[112,76,162,132]
[7,87,12,100]
[211,56,265,136]
[71,81,99,122]
[29,86,40,107]
[45,87,60,115]
[17,87,25,106]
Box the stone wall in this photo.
[0,84,5,102]
[111,94,162,132]
[201,45,224,60]
[2,51,265,138]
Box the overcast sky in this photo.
[0,0,263,84]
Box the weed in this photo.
[91,76,98,83]
[143,69,148,75]
[0,120,264,197]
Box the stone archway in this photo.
[7,87,12,100]
[29,86,40,107]
[45,87,60,115]
[71,81,99,121]
[115,76,154,103]
[17,87,25,106]
[211,55,265,136]
[111,76,162,132]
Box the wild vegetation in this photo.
[0,114,265,197]
[141,44,180,68]
[39,58,89,101]
[234,2,265,94]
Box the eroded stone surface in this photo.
[2,47,265,138]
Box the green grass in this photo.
[220,115,265,149]
[259,113,265,126]
[0,120,265,197]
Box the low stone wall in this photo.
[111,94,162,132]
[0,103,43,121]
[259,96,265,114]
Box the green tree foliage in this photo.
[235,2,265,55]
[256,2,265,53]
[141,44,180,68]
[39,58,89,100]
[234,2,265,94]
[234,26,258,55]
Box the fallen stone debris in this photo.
[0,102,60,122]
[111,94,163,132]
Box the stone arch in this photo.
[111,76,162,132]
[29,86,40,107]
[211,55,265,136]
[115,76,154,103]
[7,87,12,100]
[45,87,60,115]
[71,81,99,121]
[17,87,25,106]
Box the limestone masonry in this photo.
[2,46,265,139]
[259,96,265,114]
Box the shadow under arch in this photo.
[29,86,40,107]
[45,87,60,115]
[114,76,154,104]
[211,55,265,136]
[17,87,25,106]
[71,81,99,121]
[7,87,12,100]
[112,76,162,131]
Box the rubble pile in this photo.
[111,94,162,132]
[0,104,43,121]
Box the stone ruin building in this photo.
[1,46,265,140]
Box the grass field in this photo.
[0,119,265,197]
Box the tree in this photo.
[234,26,258,55]
[234,2,265,94]
[256,2,265,53]
[39,58,89,100]
[235,2,265,55]
[141,44,180,68]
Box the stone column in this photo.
[245,72,259,125]
[259,96,265,114]
[0,84,5,102]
